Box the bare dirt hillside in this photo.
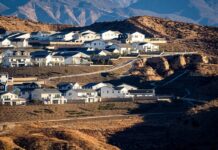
[0,16,72,32]
[0,100,217,150]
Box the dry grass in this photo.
[0,102,140,123]
[0,65,110,79]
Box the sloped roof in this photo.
[31,50,50,58]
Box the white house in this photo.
[49,31,76,41]
[100,86,130,98]
[106,44,132,55]
[4,50,32,67]
[59,51,92,65]
[135,42,159,52]
[130,32,145,43]
[10,33,31,48]
[31,51,52,66]
[57,82,82,96]
[80,30,100,42]
[0,38,12,47]
[101,30,121,41]
[0,73,9,83]
[91,82,113,90]
[11,39,30,48]
[0,92,26,106]
[15,33,31,39]
[31,88,66,105]
[63,32,76,41]
[100,83,138,98]
[117,84,137,91]
[65,89,100,103]
[31,31,51,40]
[84,40,106,50]
[50,54,65,66]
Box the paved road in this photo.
[48,58,138,80]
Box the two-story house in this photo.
[130,32,145,43]
[84,39,106,50]
[100,84,137,98]
[80,30,101,42]
[31,50,52,66]
[3,50,32,67]
[57,82,81,96]
[132,42,159,52]
[0,92,26,106]
[101,30,121,41]
[13,82,40,100]
[65,89,100,103]
[31,88,67,104]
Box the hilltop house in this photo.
[31,88,67,104]
[65,89,100,103]
[130,32,145,43]
[80,30,100,42]
[49,31,76,41]
[84,39,106,50]
[0,92,26,106]
[101,30,121,41]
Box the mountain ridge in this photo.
[0,0,217,26]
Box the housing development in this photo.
[0,30,165,105]
[0,1,217,149]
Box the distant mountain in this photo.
[0,0,217,26]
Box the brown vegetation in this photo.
[0,16,72,32]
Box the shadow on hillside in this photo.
[104,69,218,101]
[108,100,218,150]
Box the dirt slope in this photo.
[0,16,72,32]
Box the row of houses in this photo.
[0,30,166,48]
[0,73,155,106]
[0,40,160,67]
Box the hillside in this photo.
[0,16,72,32]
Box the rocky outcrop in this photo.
[185,54,209,64]
[166,55,187,70]
[131,53,210,81]
[142,66,163,81]
[146,57,174,77]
